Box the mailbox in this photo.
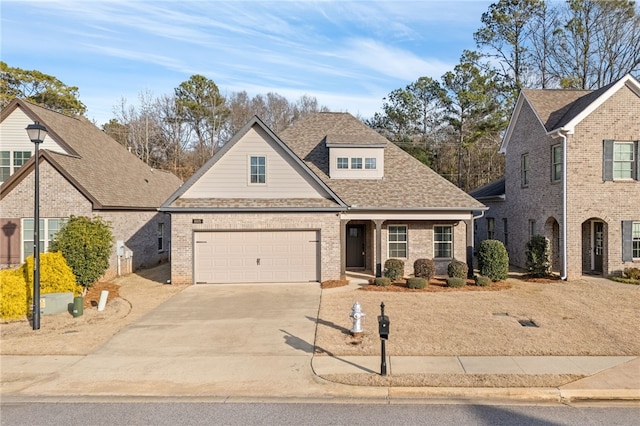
[378,315,390,339]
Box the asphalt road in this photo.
[1,402,639,426]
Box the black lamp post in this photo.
[26,121,47,330]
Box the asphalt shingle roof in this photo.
[279,112,485,210]
[1,100,182,209]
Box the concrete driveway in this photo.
[16,283,370,399]
[95,283,321,357]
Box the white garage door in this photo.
[194,230,319,284]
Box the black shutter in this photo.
[603,140,614,181]
[636,141,639,180]
[622,220,633,262]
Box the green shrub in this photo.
[49,216,113,289]
[384,259,405,281]
[446,277,466,288]
[526,235,552,277]
[406,277,427,289]
[447,259,468,278]
[477,239,509,281]
[475,275,491,287]
[0,269,28,320]
[623,267,640,280]
[374,277,391,287]
[414,258,435,280]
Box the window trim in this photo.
[337,157,349,169]
[22,218,66,262]
[157,223,165,252]
[365,157,377,169]
[521,153,530,187]
[1,150,32,182]
[351,157,363,170]
[502,218,508,247]
[551,144,562,182]
[604,140,639,181]
[487,217,495,240]
[388,225,408,258]
[633,222,640,260]
[248,155,266,185]
[433,224,453,259]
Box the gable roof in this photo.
[161,115,347,211]
[280,112,485,210]
[501,74,640,153]
[1,99,182,209]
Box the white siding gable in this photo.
[1,107,70,182]
[182,125,328,199]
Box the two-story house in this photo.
[472,74,640,279]
[161,112,486,284]
[0,99,182,278]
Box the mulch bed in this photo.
[359,277,511,292]
[83,282,121,309]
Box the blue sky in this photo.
[1,0,492,125]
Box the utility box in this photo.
[40,292,74,315]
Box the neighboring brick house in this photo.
[471,74,640,280]
[0,99,182,279]
[161,112,486,285]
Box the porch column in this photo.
[340,219,348,279]
[374,219,384,277]
[465,219,474,278]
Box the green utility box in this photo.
[72,296,83,317]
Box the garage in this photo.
[193,230,320,284]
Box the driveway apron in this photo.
[20,283,341,398]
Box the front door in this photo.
[346,224,365,269]
[593,221,604,273]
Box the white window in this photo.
[633,222,640,259]
[22,218,66,261]
[365,158,377,169]
[529,220,536,240]
[157,223,164,252]
[614,142,635,180]
[521,153,529,187]
[249,156,266,184]
[388,225,407,258]
[337,157,349,169]
[0,150,31,182]
[351,158,362,169]
[434,225,453,258]
[551,144,562,182]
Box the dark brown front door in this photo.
[346,224,365,268]
[593,221,604,273]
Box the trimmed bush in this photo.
[477,239,509,281]
[49,215,113,289]
[384,259,405,281]
[446,277,466,288]
[623,267,640,280]
[0,252,80,321]
[526,235,552,277]
[406,277,427,289]
[414,258,435,280]
[0,269,28,320]
[374,277,391,287]
[475,275,491,287]
[447,259,468,278]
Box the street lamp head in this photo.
[26,122,47,144]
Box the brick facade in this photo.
[477,83,640,279]
[170,212,341,285]
[0,161,171,279]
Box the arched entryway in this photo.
[544,217,561,274]
[581,218,607,275]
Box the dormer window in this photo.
[337,157,348,169]
[351,158,362,169]
[365,158,376,169]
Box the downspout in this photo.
[559,130,568,280]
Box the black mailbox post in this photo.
[377,302,390,376]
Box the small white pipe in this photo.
[97,290,109,311]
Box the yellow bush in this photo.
[20,252,82,296]
[0,252,82,321]
[0,269,29,320]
